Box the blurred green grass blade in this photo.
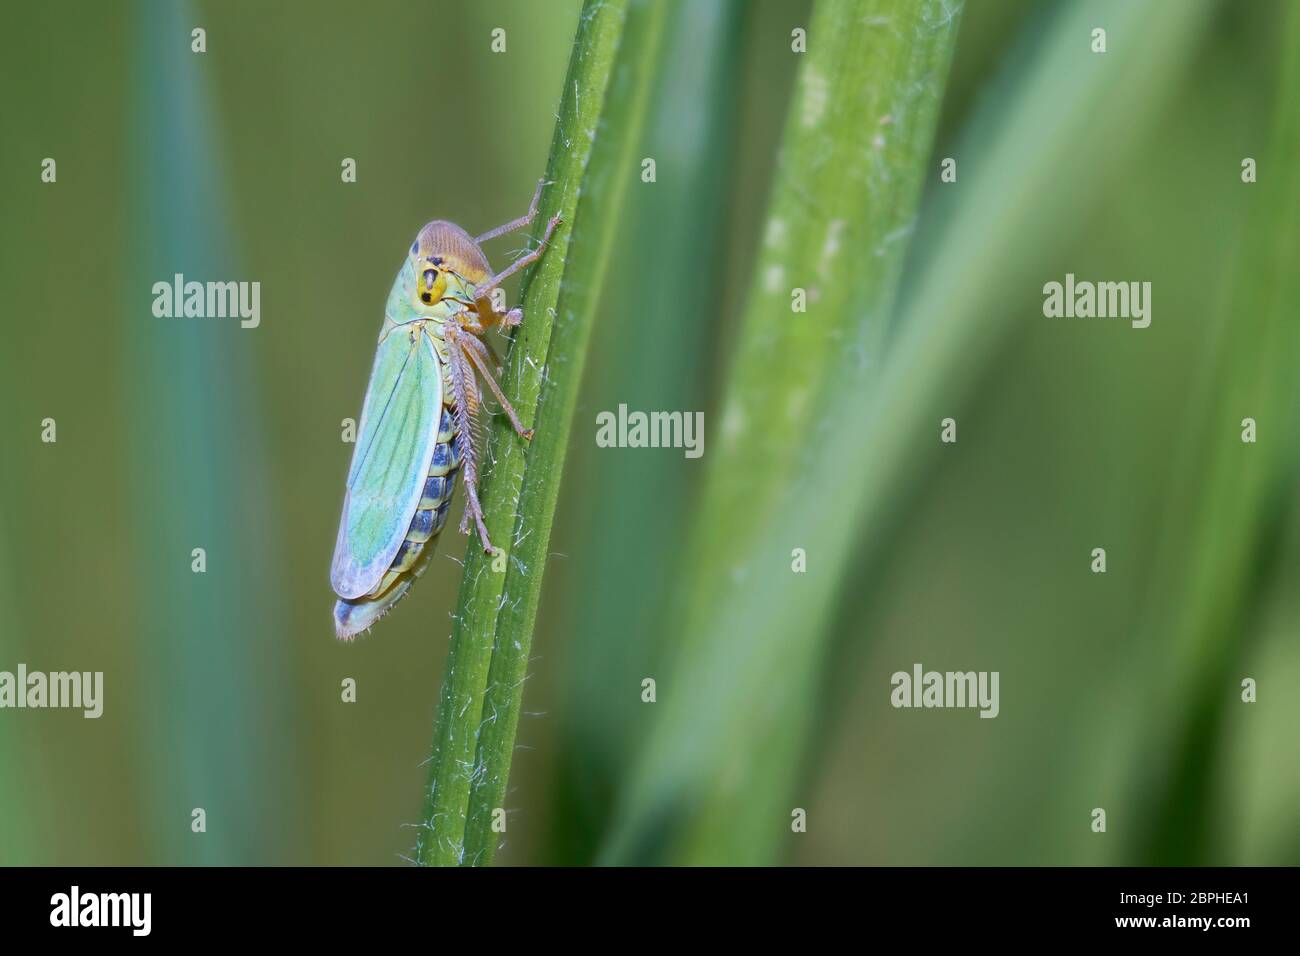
[416,0,666,867]
[866,0,1213,515]
[789,0,1212,865]
[682,0,963,622]
[0,181,35,864]
[604,0,965,866]
[124,0,297,864]
[0,517,32,864]
[542,0,746,865]
[604,0,1215,866]
[799,0,1216,664]
[1131,0,1300,864]
[1225,0,1300,864]
[785,0,1215,865]
[1228,499,1300,863]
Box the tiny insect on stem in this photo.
[327,180,561,638]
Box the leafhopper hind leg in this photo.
[444,319,538,554]
[461,333,533,441]
[443,322,493,551]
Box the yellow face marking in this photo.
[414,259,448,306]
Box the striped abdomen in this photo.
[332,405,461,637]
[371,407,461,595]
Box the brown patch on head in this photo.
[415,221,490,283]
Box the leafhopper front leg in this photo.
[475,177,549,243]
[474,212,563,303]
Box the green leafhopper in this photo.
[330,180,561,640]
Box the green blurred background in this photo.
[1,0,1297,865]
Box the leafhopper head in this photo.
[409,221,491,306]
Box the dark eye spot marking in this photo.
[420,292,433,304]
[431,257,444,266]
[423,269,437,288]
